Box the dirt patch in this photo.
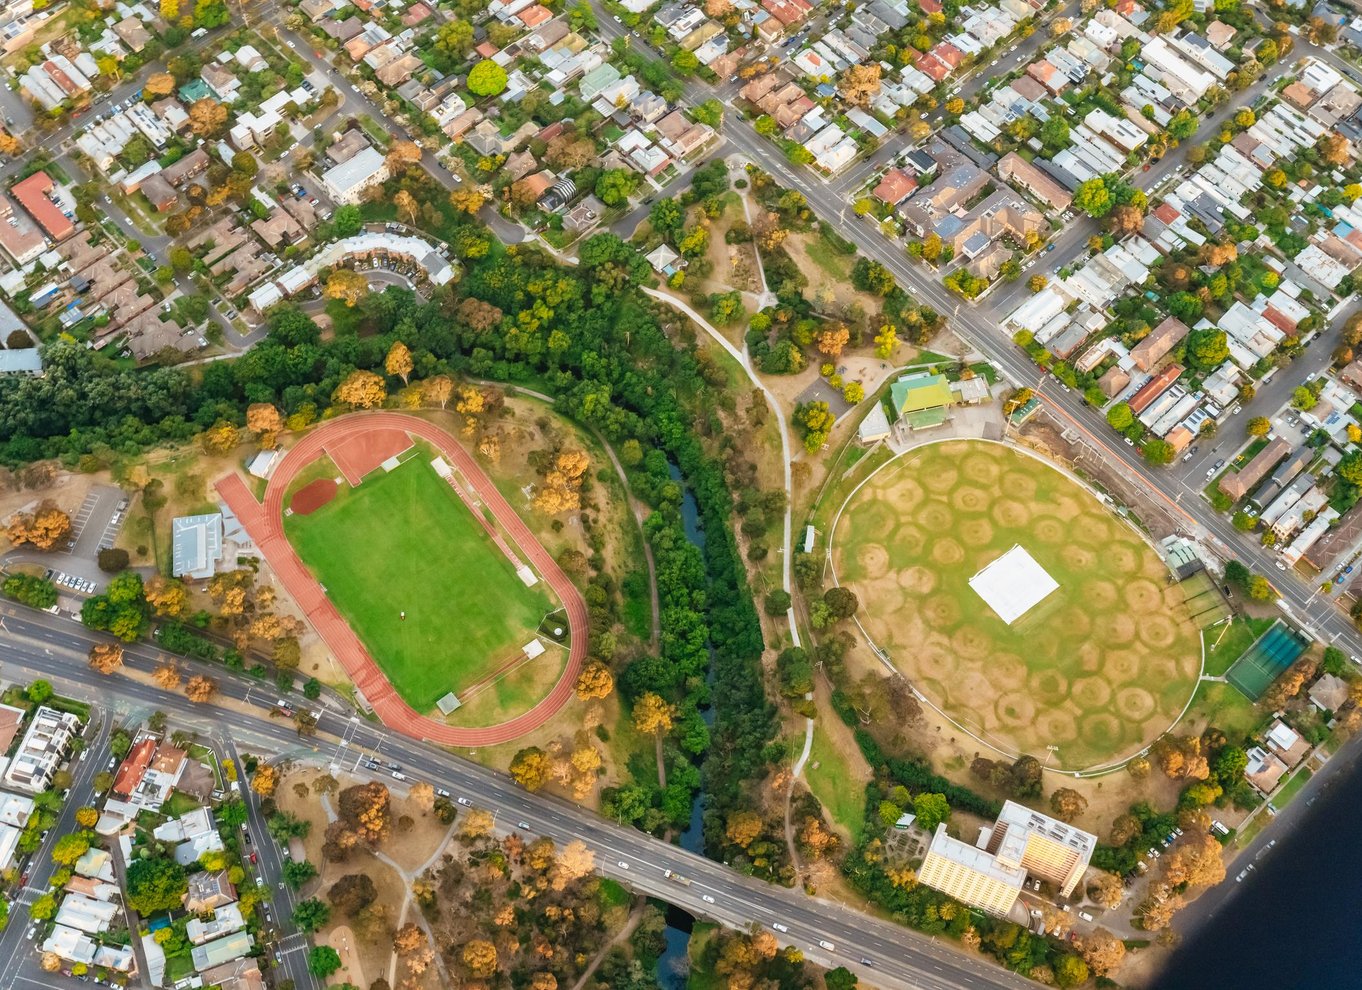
[290,478,338,515]
[325,925,366,988]
[385,791,454,874]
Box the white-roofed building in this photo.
[320,146,389,204]
[172,513,224,580]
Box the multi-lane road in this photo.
[0,603,1034,990]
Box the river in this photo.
[1156,744,1362,990]
[656,470,712,990]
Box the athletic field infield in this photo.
[284,452,554,713]
[832,440,1201,770]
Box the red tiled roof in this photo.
[1262,305,1297,335]
[1152,202,1180,224]
[112,738,156,798]
[874,168,917,204]
[12,171,73,241]
[1127,364,1183,415]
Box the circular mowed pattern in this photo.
[832,440,1201,770]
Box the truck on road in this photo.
[662,869,692,886]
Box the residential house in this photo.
[185,870,236,913]
[1130,316,1190,372]
[1218,438,1291,502]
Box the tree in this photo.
[153,662,182,691]
[185,675,216,703]
[421,375,455,410]
[1106,402,1133,431]
[332,205,363,237]
[826,968,858,990]
[1074,177,1114,218]
[384,341,413,385]
[1049,787,1087,821]
[88,642,123,675]
[125,857,188,914]
[308,946,342,979]
[510,747,552,791]
[75,806,98,829]
[725,810,763,848]
[1053,955,1089,988]
[326,270,370,308]
[251,764,279,798]
[449,188,486,215]
[633,692,675,736]
[595,168,638,207]
[462,939,498,977]
[1291,386,1316,411]
[1077,928,1125,977]
[838,63,881,106]
[1318,132,1350,167]
[468,60,508,97]
[338,782,392,844]
[912,793,950,832]
[328,873,376,916]
[334,370,387,409]
[1247,416,1271,437]
[283,858,318,889]
[385,139,422,175]
[201,421,240,454]
[764,590,792,616]
[823,586,858,620]
[188,97,227,136]
[574,661,613,700]
[873,325,899,359]
[144,576,188,619]
[51,832,92,865]
[816,324,850,357]
[144,72,175,98]
[6,500,71,550]
[1087,871,1123,910]
[293,898,330,933]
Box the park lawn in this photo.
[803,231,855,281]
[1203,617,1277,677]
[688,923,726,990]
[1274,766,1312,807]
[803,725,867,843]
[1188,681,1263,740]
[443,645,567,727]
[285,455,554,712]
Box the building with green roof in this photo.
[890,373,954,421]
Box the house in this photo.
[645,243,682,276]
[873,168,918,206]
[112,16,151,51]
[201,63,240,103]
[185,870,237,913]
[3,706,81,792]
[1127,365,1183,416]
[11,171,73,241]
[187,903,247,946]
[162,148,211,187]
[1130,316,1191,372]
[172,513,224,580]
[1264,719,1311,765]
[0,195,47,264]
[321,146,389,205]
[1245,745,1289,793]
[191,930,255,973]
[1308,673,1349,713]
[997,152,1072,212]
[138,173,178,212]
[199,958,265,990]
[1219,438,1291,502]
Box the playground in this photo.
[830,439,1203,771]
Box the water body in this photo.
[1156,749,1362,990]
[656,470,712,990]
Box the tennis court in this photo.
[1226,621,1311,700]
[1178,572,1231,628]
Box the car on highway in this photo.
[26,925,36,940]
[818,940,835,951]
[517,820,530,830]
[436,787,451,797]
[702,894,715,904]
[391,770,406,781]
[860,958,874,968]
[457,797,472,806]
[617,861,629,870]
[772,923,789,933]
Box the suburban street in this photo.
[0,602,1032,990]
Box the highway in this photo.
[0,604,1034,990]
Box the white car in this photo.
[1078,911,1094,922]
[618,861,629,870]
[702,894,715,904]
[818,940,835,951]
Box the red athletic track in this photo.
[215,411,588,746]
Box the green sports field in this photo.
[284,454,554,713]
[832,440,1202,771]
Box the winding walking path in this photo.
[216,411,588,747]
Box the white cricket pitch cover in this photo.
[968,545,1059,624]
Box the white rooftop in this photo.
[968,544,1059,625]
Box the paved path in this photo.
[215,412,588,747]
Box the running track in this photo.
[215,411,588,747]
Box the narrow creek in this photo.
[655,469,715,990]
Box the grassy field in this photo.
[803,724,868,843]
[1187,680,1262,739]
[1274,765,1313,806]
[832,441,1202,770]
[285,454,553,712]
[1203,617,1277,677]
